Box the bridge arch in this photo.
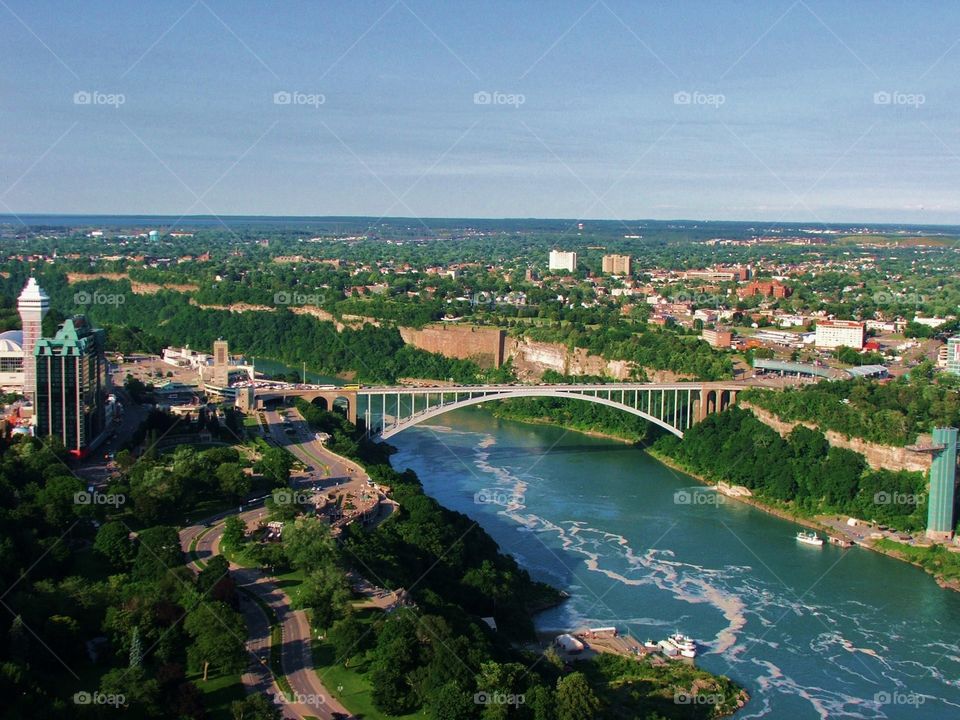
[375,389,689,440]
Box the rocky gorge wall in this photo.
[741,402,931,473]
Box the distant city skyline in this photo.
[3,1,960,223]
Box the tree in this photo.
[293,566,352,630]
[231,693,282,720]
[197,554,237,605]
[283,517,336,572]
[184,601,247,681]
[257,446,294,487]
[328,614,366,665]
[94,521,134,568]
[428,681,477,720]
[132,526,183,581]
[554,672,600,720]
[221,515,246,550]
[216,463,251,501]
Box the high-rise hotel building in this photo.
[17,277,50,405]
[34,316,108,456]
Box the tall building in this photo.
[601,254,631,275]
[17,278,50,405]
[814,320,865,350]
[946,336,960,376]
[34,316,108,457]
[548,250,577,273]
[926,427,958,541]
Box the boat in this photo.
[796,531,824,546]
[664,632,697,658]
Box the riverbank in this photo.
[647,448,960,594]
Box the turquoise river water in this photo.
[386,407,960,719]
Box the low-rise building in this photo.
[701,327,732,348]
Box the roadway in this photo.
[180,503,351,720]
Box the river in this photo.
[386,407,960,719]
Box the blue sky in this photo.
[1,0,959,223]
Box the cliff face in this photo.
[398,325,505,368]
[397,324,697,382]
[742,402,931,473]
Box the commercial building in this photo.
[34,316,108,457]
[17,278,50,405]
[926,427,958,541]
[946,336,960,376]
[548,250,577,273]
[737,279,792,299]
[0,331,25,394]
[701,327,732,348]
[815,320,865,350]
[601,254,631,275]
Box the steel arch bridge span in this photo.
[356,383,740,441]
[375,388,687,439]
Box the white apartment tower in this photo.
[549,250,577,273]
[17,277,50,405]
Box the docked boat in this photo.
[796,531,824,546]
[664,632,697,658]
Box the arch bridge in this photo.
[258,382,741,440]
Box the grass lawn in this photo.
[312,631,424,720]
[874,539,960,583]
[189,671,245,720]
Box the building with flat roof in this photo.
[815,320,865,350]
[701,327,732,348]
[926,427,958,541]
[946,336,960,376]
[601,254,631,275]
[548,250,577,273]
[34,316,108,457]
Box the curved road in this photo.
[180,506,350,720]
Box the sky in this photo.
[1,0,960,224]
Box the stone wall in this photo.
[742,402,931,473]
[398,324,505,368]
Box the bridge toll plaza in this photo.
[255,382,740,440]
